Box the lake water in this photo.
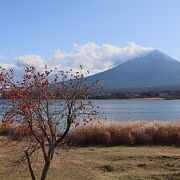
[1,99,180,121]
[92,99,180,121]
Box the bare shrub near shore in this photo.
[0,66,101,180]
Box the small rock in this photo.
[165,163,175,167]
[100,165,115,172]
[137,163,146,167]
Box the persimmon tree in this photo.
[0,66,101,180]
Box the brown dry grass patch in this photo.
[1,120,180,146]
[67,121,180,146]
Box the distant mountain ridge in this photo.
[86,50,180,92]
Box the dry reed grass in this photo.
[0,120,30,140]
[67,121,180,146]
[1,120,180,145]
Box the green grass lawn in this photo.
[0,142,180,180]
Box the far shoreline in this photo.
[91,97,176,100]
[128,97,164,100]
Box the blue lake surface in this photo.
[1,99,180,121]
[92,99,180,121]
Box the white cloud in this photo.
[0,54,17,74]
[15,55,46,69]
[0,42,153,77]
[51,42,153,74]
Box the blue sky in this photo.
[0,0,180,73]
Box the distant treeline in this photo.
[2,89,180,100]
[91,90,180,99]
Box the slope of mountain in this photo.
[86,50,180,92]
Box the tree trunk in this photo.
[40,144,55,180]
[40,159,51,180]
[25,150,36,180]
